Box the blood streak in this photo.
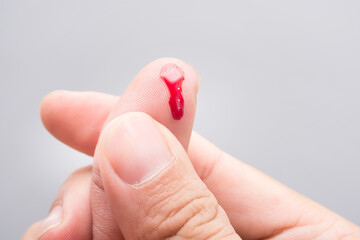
[160,64,185,120]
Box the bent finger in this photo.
[35,166,92,240]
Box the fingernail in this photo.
[104,114,173,185]
[36,205,62,239]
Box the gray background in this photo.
[1,0,359,238]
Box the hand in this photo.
[23,58,360,240]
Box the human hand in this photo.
[23,58,360,240]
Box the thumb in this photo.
[97,112,241,240]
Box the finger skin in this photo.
[189,133,360,239]
[102,58,199,150]
[40,91,118,156]
[41,91,122,240]
[38,166,92,240]
[97,113,240,239]
[21,221,42,240]
[88,58,200,240]
[40,95,360,238]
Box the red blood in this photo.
[160,64,185,120]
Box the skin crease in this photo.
[23,59,360,239]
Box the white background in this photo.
[1,1,359,238]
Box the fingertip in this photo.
[106,57,200,149]
[39,90,86,154]
[150,57,201,95]
[39,90,118,155]
[39,90,69,133]
[139,57,200,105]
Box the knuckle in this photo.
[61,165,92,192]
[67,165,92,184]
[49,165,92,209]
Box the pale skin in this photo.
[23,58,360,240]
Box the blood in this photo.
[160,64,185,120]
